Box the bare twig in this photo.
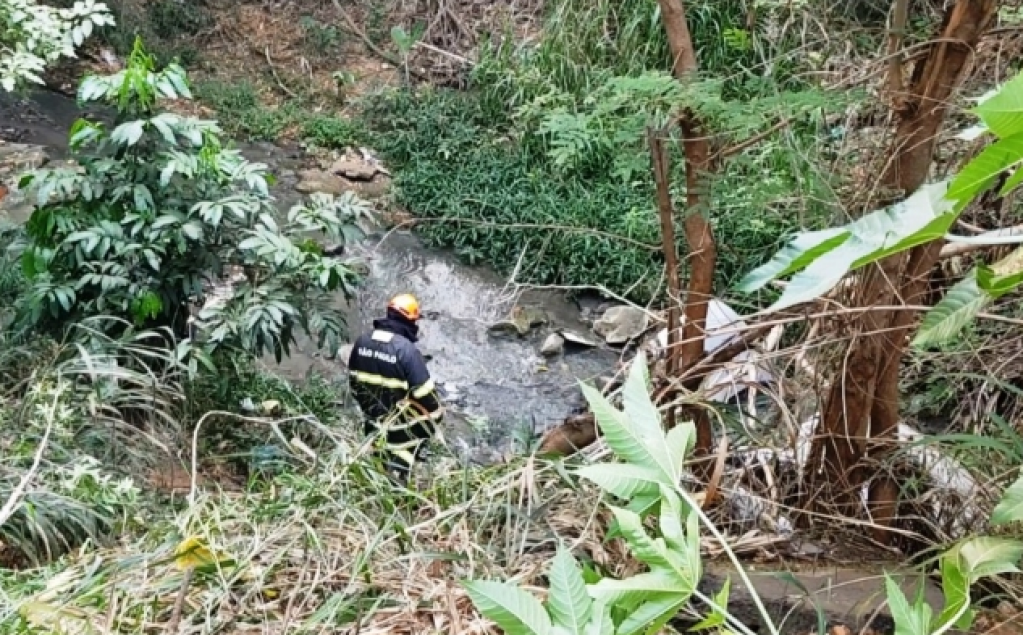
[166,567,195,633]
[0,392,54,528]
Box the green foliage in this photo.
[356,0,847,304]
[299,16,343,54]
[10,39,369,362]
[364,80,837,303]
[738,182,958,312]
[883,475,1023,635]
[734,70,1023,343]
[197,81,308,141]
[0,0,113,91]
[462,355,1023,635]
[300,115,366,149]
[465,354,756,635]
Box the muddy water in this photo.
[2,90,619,457]
[238,144,619,453]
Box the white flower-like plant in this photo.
[1,0,114,92]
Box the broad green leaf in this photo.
[609,505,673,570]
[735,228,849,292]
[582,602,614,635]
[463,580,553,635]
[617,594,689,635]
[766,181,954,312]
[111,120,146,146]
[981,246,1023,297]
[689,577,731,632]
[765,236,866,312]
[972,70,1023,139]
[911,273,989,349]
[946,133,1023,208]
[915,246,1023,349]
[575,463,665,500]
[956,536,1023,581]
[992,474,1023,526]
[658,486,687,553]
[588,570,691,605]
[664,422,695,476]
[884,574,932,635]
[547,548,592,634]
[579,381,671,481]
[619,352,678,482]
[935,555,972,631]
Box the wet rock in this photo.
[0,142,51,223]
[488,305,548,338]
[540,333,565,357]
[592,305,649,345]
[560,330,598,349]
[0,141,49,173]
[516,305,548,328]
[329,157,378,181]
[488,319,528,337]
[295,168,348,195]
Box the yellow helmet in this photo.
[387,293,421,321]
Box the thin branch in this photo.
[0,391,54,528]
[713,118,791,163]
[886,0,911,96]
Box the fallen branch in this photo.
[0,400,53,528]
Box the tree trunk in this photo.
[808,0,999,540]
[656,0,717,461]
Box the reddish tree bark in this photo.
[656,0,717,460]
[808,0,999,541]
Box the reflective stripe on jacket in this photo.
[347,326,443,428]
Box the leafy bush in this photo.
[464,353,1023,635]
[10,39,370,362]
[0,0,113,91]
[363,80,839,303]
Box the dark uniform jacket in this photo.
[347,317,443,460]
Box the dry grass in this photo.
[3,430,791,635]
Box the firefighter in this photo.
[347,293,444,482]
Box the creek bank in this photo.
[0,87,626,464]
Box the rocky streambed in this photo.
[0,87,651,461]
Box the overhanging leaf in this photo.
[766,181,954,313]
[955,536,1023,581]
[575,463,666,500]
[588,570,691,605]
[463,580,553,635]
[616,594,689,635]
[991,474,1023,526]
[972,70,1023,139]
[735,228,849,293]
[946,133,1023,209]
[911,273,989,349]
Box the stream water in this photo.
[0,88,619,458]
